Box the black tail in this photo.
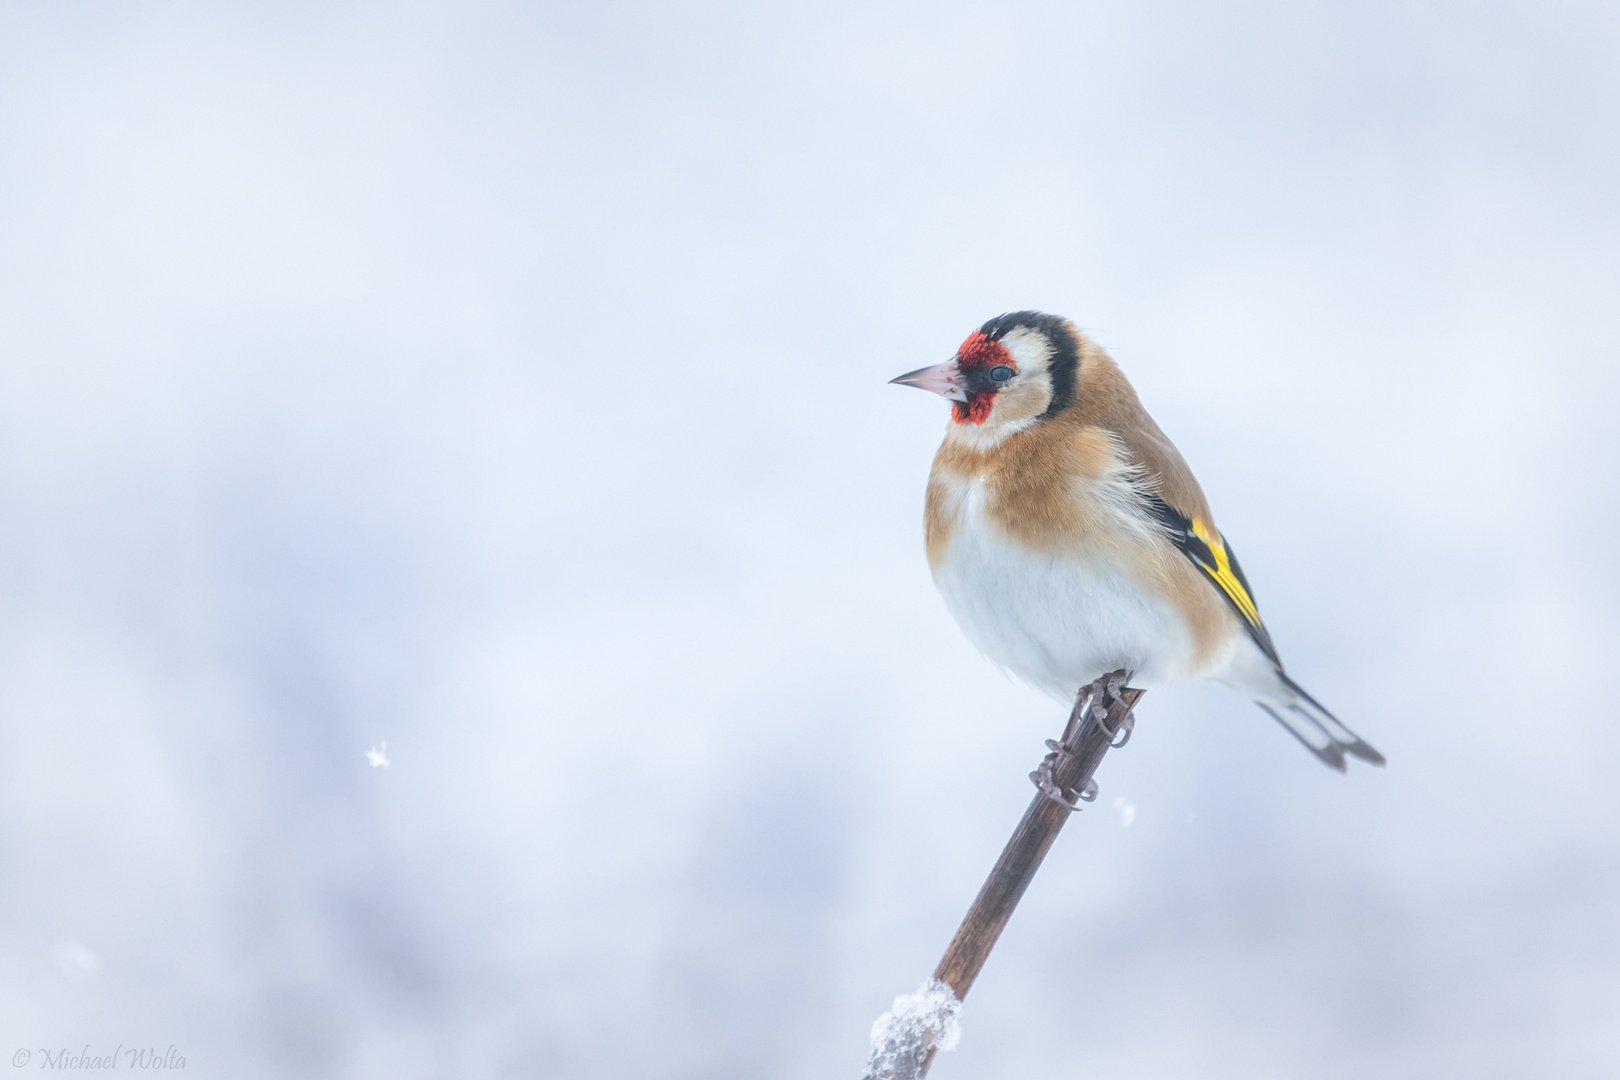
[1257,672,1385,772]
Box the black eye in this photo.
[989,365,1014,383]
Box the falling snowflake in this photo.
[366,742,390,769]
[52,940,102,983]
[1112,795,1136,828]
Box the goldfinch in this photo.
[891,311,1382,771]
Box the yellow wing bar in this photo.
[1188,516,1262,628]
[1144,495,1279,666]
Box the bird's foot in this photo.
[1092,668,1136,748]
[1030,751,1097,812]
[1031,670,1138,809]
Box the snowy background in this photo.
[2,2,1618,1077]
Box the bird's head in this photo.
[890,311,1081,446]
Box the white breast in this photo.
[931,477,1210,702]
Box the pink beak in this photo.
[889,360,968,402]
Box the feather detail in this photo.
[1142,495,1280,667]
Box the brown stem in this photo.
[918,672,1142,1076]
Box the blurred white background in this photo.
[2,2,1617,1077]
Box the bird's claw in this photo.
[1091,671,1137,747]
[1103,670,1126,703]
[1030,755,1097,812]
[1036,670,1137,810]
[1099,712,1134,749]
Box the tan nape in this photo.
[1062,330,1216,531]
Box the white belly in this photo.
[931,489,1205,701]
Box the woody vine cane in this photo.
[863,670,1142,1079]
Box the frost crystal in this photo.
[366,742,390,768]
[863,978,962,1080]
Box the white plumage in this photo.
[931,471,1218,695]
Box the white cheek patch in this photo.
[943,327,1058,450]
[998,327,1055,375]
[994,370,1052,420]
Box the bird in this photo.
[890,311,1382,771]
